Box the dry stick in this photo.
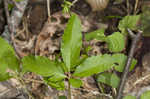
[116,29,142,99]
[16,74,35,99]
[126,0,130,15]
[10,0,29,32]
[47,0,51,20]
[3,0,29,58]
[12,0,22,12]
[23,78,44,84]
[4,0,12,33]
[4,0,20,57]
[134,0,139,14]
[72,0,79,6]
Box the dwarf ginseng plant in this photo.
[0,14,138,99]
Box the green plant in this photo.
[140,90,150,99]
[8,0,23,11]
[122,90,150,99]
[140,4,150,36]
[118,15,140,35]
[0,14,139,99]
[84,15,140,90]
[62,0,72,13]
[123,95,136,99]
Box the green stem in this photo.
[68,81,71,99]
[68,73,71,99]
[98,83,105,93]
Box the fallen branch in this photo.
[3,0,29,42]
[3,0,29,58]
[116,29,142,99]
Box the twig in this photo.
[78,88,113,99]
[3,0,29,58]
[134,0,139,14]
[126,0,130,15]
[127,29,136,38]
[4,0,12,33]
[134,74,150,86]
[16,74,34,99]
[23,78,44,84]
[47,0,51,19]
[12,0,22,12]
[116,29,142,99]
[72,0,78,6]
[93,75,104,93]
[10,0,29,35]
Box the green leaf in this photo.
[112,54,137,72]
[60,62,68,73]
[85,29,106,41]
[106,15,122,19]
[130,59,137,71]
[8,4,14,11]
[44,78,65,90]
[69,78,83,88]
[72,55,88,70]
[61,14,82,71]
[0,59,8,74]
[0,51,20,71]
[15,0,23,2]
[73,54,115,77]
[0,73,11,81]
[85,46,92,54]
[118,15,140,35]
[97,72,120,88]
[62,0,72,13]
[47,81,65,90]
[0,37,15,58]
[22,55,66,78]
[46,73,66,82]
[106,32,125,52]
[123,95,136,99]
[140,91,150,99]
[0,37,19,72]
[59,96,67,99]
[140,5,150,36]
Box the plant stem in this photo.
[98,83,105,93]
[68,81,71,99]
[68,73,71,99]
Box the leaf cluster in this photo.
[0,13,141,98]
